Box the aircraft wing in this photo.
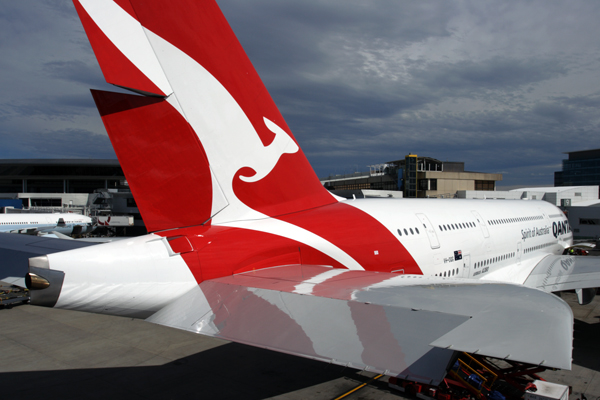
[0,232,96,287]
[147,265,573,384]
[522,254,600,292]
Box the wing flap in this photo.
[148,265,573,383]
[522,254,600,292]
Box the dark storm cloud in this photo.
[0,128,115,159]
[9,93,96,120]
[3,0,600,188]
[532,102,575,125]
[43,60,107,87]
[552,93,600,110]
[219,0,458,81]
[415,57,568,91]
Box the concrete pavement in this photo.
[0,291,598,399]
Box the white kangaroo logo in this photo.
[238,117,299,183]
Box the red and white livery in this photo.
[27,0,600,384]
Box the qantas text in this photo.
[552,220,571,238]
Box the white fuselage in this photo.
[0,213,94,235]
[346,198,572,283]
[38,198,572,318]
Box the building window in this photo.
[30,198,61,207]
[475,180,494,191]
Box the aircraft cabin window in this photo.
[409,228,414,235]
[397,229,402,236]
[415,227,420,234]
[404,229,408,235]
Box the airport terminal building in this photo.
[0,159,127,195]
[0,159,144,235]
[321,155,502,199]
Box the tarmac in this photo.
[0,291,598,400]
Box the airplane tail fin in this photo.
[74,0,337,232]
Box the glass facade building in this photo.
[555,149,600,189]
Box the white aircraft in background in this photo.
[0,213,94,236]
[25,0,600,385]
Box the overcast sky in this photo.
[2,1,600,188]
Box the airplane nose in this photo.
[26,256,65,307]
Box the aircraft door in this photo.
[517,242,522,263]
[416,213,440,249]
[462,254,471,278]
[470,210,489,238]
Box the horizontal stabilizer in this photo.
[148,265,573,384]
[523,254,600,292]
[0,232,96,288]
